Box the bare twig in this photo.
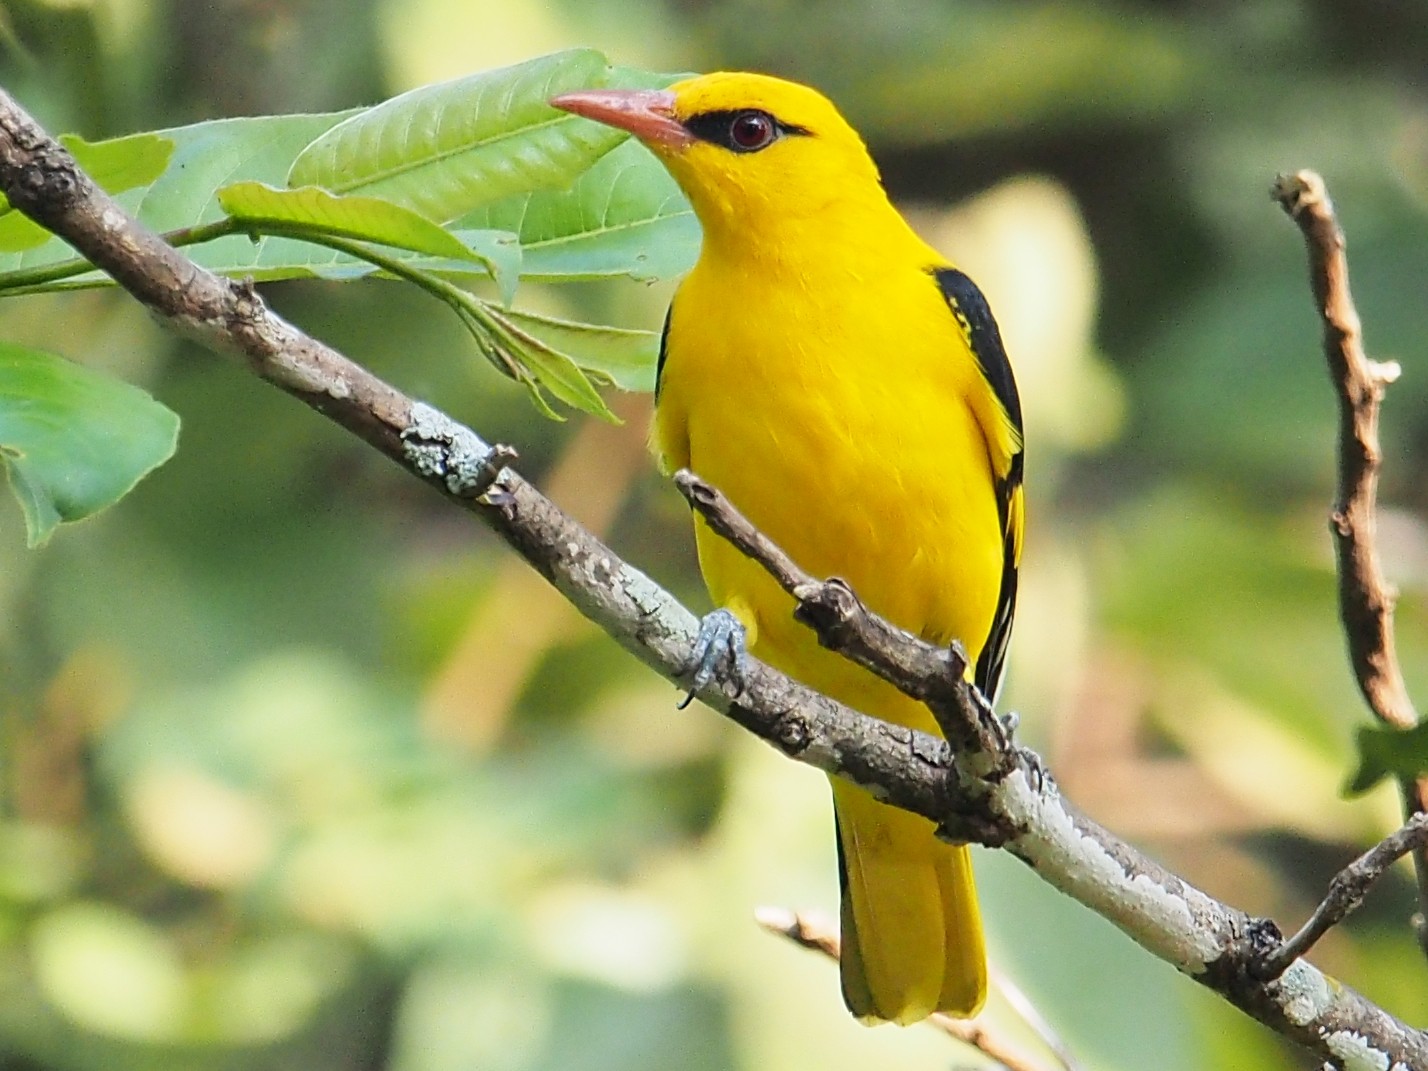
[1271,171,1413,727]
[0,88,1423,1066]
[1256,812,1428,979]
[755,907,1064,1071]
[1272,169,1428,955]
[990,967,1085,1071]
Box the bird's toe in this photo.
[680,608,749,708]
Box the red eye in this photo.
[729,111,776,151]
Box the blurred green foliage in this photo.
[2,1,1428,1069]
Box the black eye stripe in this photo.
[682,109,811,153]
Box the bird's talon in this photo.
[1019,747,1053,793]
[680,608,748,707]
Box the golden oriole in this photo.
[552,72,1023,1025]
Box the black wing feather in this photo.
[933,268,1022,437]
[931,267,1024,698]
[655,306,672,400]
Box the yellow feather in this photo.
[555,70,1023,1024]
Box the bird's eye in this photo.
[728,111,777,152]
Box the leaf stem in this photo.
[0,218,240,295]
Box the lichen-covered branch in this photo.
[0,87,1423,1068]
[1272,169,1428,958]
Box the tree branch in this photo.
[673,470,1006,776]
[1270,171,1413,728]
[0,88,1423,1067]
[1256,813,1428,980]
[1271,169,1428,957]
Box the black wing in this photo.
[932,267,1025,698]
[655,306,673,400]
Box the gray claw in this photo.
[995,709,1052,791]
[680,608,748,708]
[1020,746,1054,793]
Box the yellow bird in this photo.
[552,72,1024,1025]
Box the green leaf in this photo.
[508,342,612,421]
[142,112,360,230]
[458,138,699,282]
[0,111,357,287]
[0,214,45,255]
[304,226,525,302]
[478,303,616,420]
[288,49,632,224]
[0,131,176,252]
[0,59,693,297]
[406,228,523,294]
[499,306,659,392]
[215,181,520,298]
[66,132,177,202]
[217,182,475,258]
[0,343,179,546]
[217,182,474,259]
[1346,721,1428,795]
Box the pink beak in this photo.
[549,88,692,148]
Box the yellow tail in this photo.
[832,778,987,1024]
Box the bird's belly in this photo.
[683,358,1003,709]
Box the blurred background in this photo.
[2,0,1428,1068]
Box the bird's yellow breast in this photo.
[656,250,1004,706]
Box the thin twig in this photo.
[1255,813,1428,979]
[1271,171,1413,727]
[1271,170,1428,956]
[989,966,1085,1071]
[755,907,1065,1071]
[0,88,1423,1065]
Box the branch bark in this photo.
[0,89,1423,1068]
[1272,170,1428,957]
[1256,813,1428,980]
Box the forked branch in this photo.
[1255,812,1428,979]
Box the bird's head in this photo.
[551,72,885,243]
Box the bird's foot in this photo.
[995,709,1054,792]
[679,608,748,709]
[1018,741,1054,794]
